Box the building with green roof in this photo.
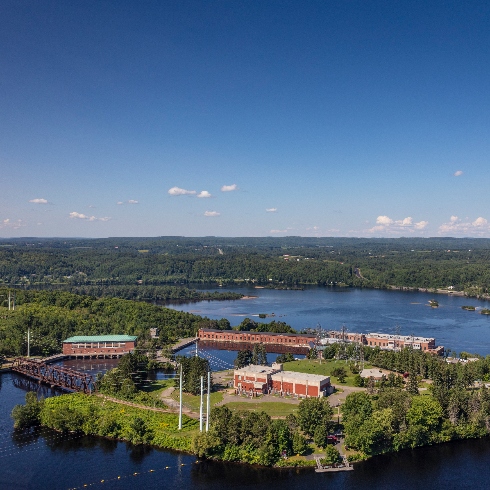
[63,335,137,358]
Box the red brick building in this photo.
[364,332,442,353]
[323,330,443,355]
[234,364,331,397]
[62,335,137,358]
[198,328,316,347]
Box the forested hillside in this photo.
[1,237,490,295]
[0,289,224,357]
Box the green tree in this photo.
[406,396,443,430]
[342,392,373,422]
[292,430,308,455]
[321,445,342,466]
[297,398,334,438]
[177,356,211,395]
[11,392,43,429]
[376,388,410,432]
[235,349,253,368]
[251,343,268,365]
[346,408,394,455]
[332,367,347,383]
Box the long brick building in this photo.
[324,330,443,355]
[198,328,316,347]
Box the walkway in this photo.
[158,387,200,419]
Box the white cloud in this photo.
[368,215,429,234]
[1,218,25,229]
[439,216,490,236]
[204,211,220,217]
[221,184,237,192]
[454,170,463,177]
[473,217,488,227]
[168,186,197,196]
[29,198,48,204]
[414,220,429,230]
[269,226,294,233]
[69,212,110,222]
[376,215,394,226]
[197,191,212,198]
[266,208,277,213]
[118,200,139,205]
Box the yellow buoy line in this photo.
[67,460,201,490]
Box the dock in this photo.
[314,454,353,473]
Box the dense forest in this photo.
[0,289,298,357]
[1,236,490,296]
[0,289,229,357]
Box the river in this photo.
[3,286,490,489]
[168,286,490,355]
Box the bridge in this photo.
[11,357,96,394]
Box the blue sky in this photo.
[1,1,489,238]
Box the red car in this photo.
[326,435,338,444]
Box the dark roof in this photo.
[198,328,314,338]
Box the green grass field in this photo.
[170,390,224,411]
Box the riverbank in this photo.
[389,285,490,301]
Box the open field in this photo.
[170,390,224,412]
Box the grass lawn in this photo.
[282,358,370,387]
[171,391,224,411]
[139,378,175,396]
[223,401,299,417]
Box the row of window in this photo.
[69,342,128,348]
[368,341,423,350]
[204,334,302,343]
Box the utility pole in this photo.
[178,363,183,430]
[206,371,211,432]
[199,375,204,432]
[360,333,365,371]
[27,327,30,357]
[8,291,11,311]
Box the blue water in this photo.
[4,287,490,489]
[168,286,490,355]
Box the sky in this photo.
[1,0,489,238]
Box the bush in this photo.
[11,392,44,429]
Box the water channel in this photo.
[2,286,490,489]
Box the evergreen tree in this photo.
[251,343,268,365]
[235,349,253,368]
[177,356,211,395]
